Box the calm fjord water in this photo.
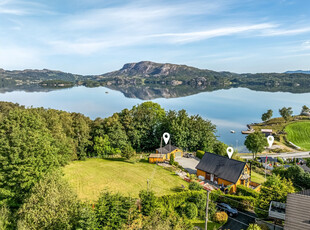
[1,86,309,153]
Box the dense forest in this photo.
[0,101,221,229]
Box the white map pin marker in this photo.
[227,147,234,159]
[267,135,274,148]
[163,132,170,145]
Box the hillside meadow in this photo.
[285,121,310,150]
[63,158,188,201]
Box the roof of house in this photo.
[195,152,247,184]
[296,189,310,196]
[156,144,180,154]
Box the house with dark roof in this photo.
[148,144,183,163]
[196,152,259,193]
[284,189,310,230]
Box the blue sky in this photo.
[0,0,310,74]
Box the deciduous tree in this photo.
[279,107,293,122]
[261,109,273,122]
[244,131,268,160]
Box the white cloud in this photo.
[0,45,42,69]
[260,27,310,36]
[64,1,225,31]
[302,40,310,49]
[0,0,53,16]
[148,23,276,43]
[47,23,278,55]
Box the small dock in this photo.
[241,130,255,134]
[242,124,255,134]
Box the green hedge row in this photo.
[158,191,207,210]
[217,194,256,211]
[236,185,259,198]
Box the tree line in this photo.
[261,105,310,122]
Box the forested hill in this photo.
[1,61,310,95]
[285,70,310,74]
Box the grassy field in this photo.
[285,121,310,150]
[190,219,222,230]
[63,158,188,201]
[251,171,266,184]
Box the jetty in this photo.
[242,124,255,134]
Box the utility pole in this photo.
[205,190,210,230]
[160,137,163,154]
[265,154,267,179]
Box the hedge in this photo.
[158,191,207,210]
[196,150,205,159]
[236,185,259,198]
[217,194,256,211]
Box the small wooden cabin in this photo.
[148,144,183,163]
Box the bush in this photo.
[189,174,197,181]
[170,154,175,165]
[184,203,198,219]
[196,150,205,159]
[277,157,284,164]
[236,185,259,198]
[213,211,228,224]
[122,144,136,160]
[189,182,203,191]
[258,223,269,230]
[247,224,262,230]
[0,205,11,230]
[139,190,158,216]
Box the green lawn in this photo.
[190,219,222,230]
[285,121,310,150]
[251,171,266,184]
[63,158,188,201]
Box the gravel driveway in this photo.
[175,157,200,174]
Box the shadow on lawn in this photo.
[171,185,187,192]
[100,157,149,165]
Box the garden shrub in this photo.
[170,154,175,165]
[258,223,269,230]
[196,150,205,159]
[247,224,262,230]
[189,182,203,191]
[184,203,198,219]
[213,211,228,224]
[277,157,284,164]
[236,185,259,198]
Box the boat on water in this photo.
[230,130,235,133]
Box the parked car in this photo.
[297,158,305,165]
[217,203,238,217]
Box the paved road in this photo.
[220,210,256,230]
[299,164,310,173]
[175,156,199,174]
[239,151,310,159]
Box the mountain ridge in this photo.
[1,61,310,98]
